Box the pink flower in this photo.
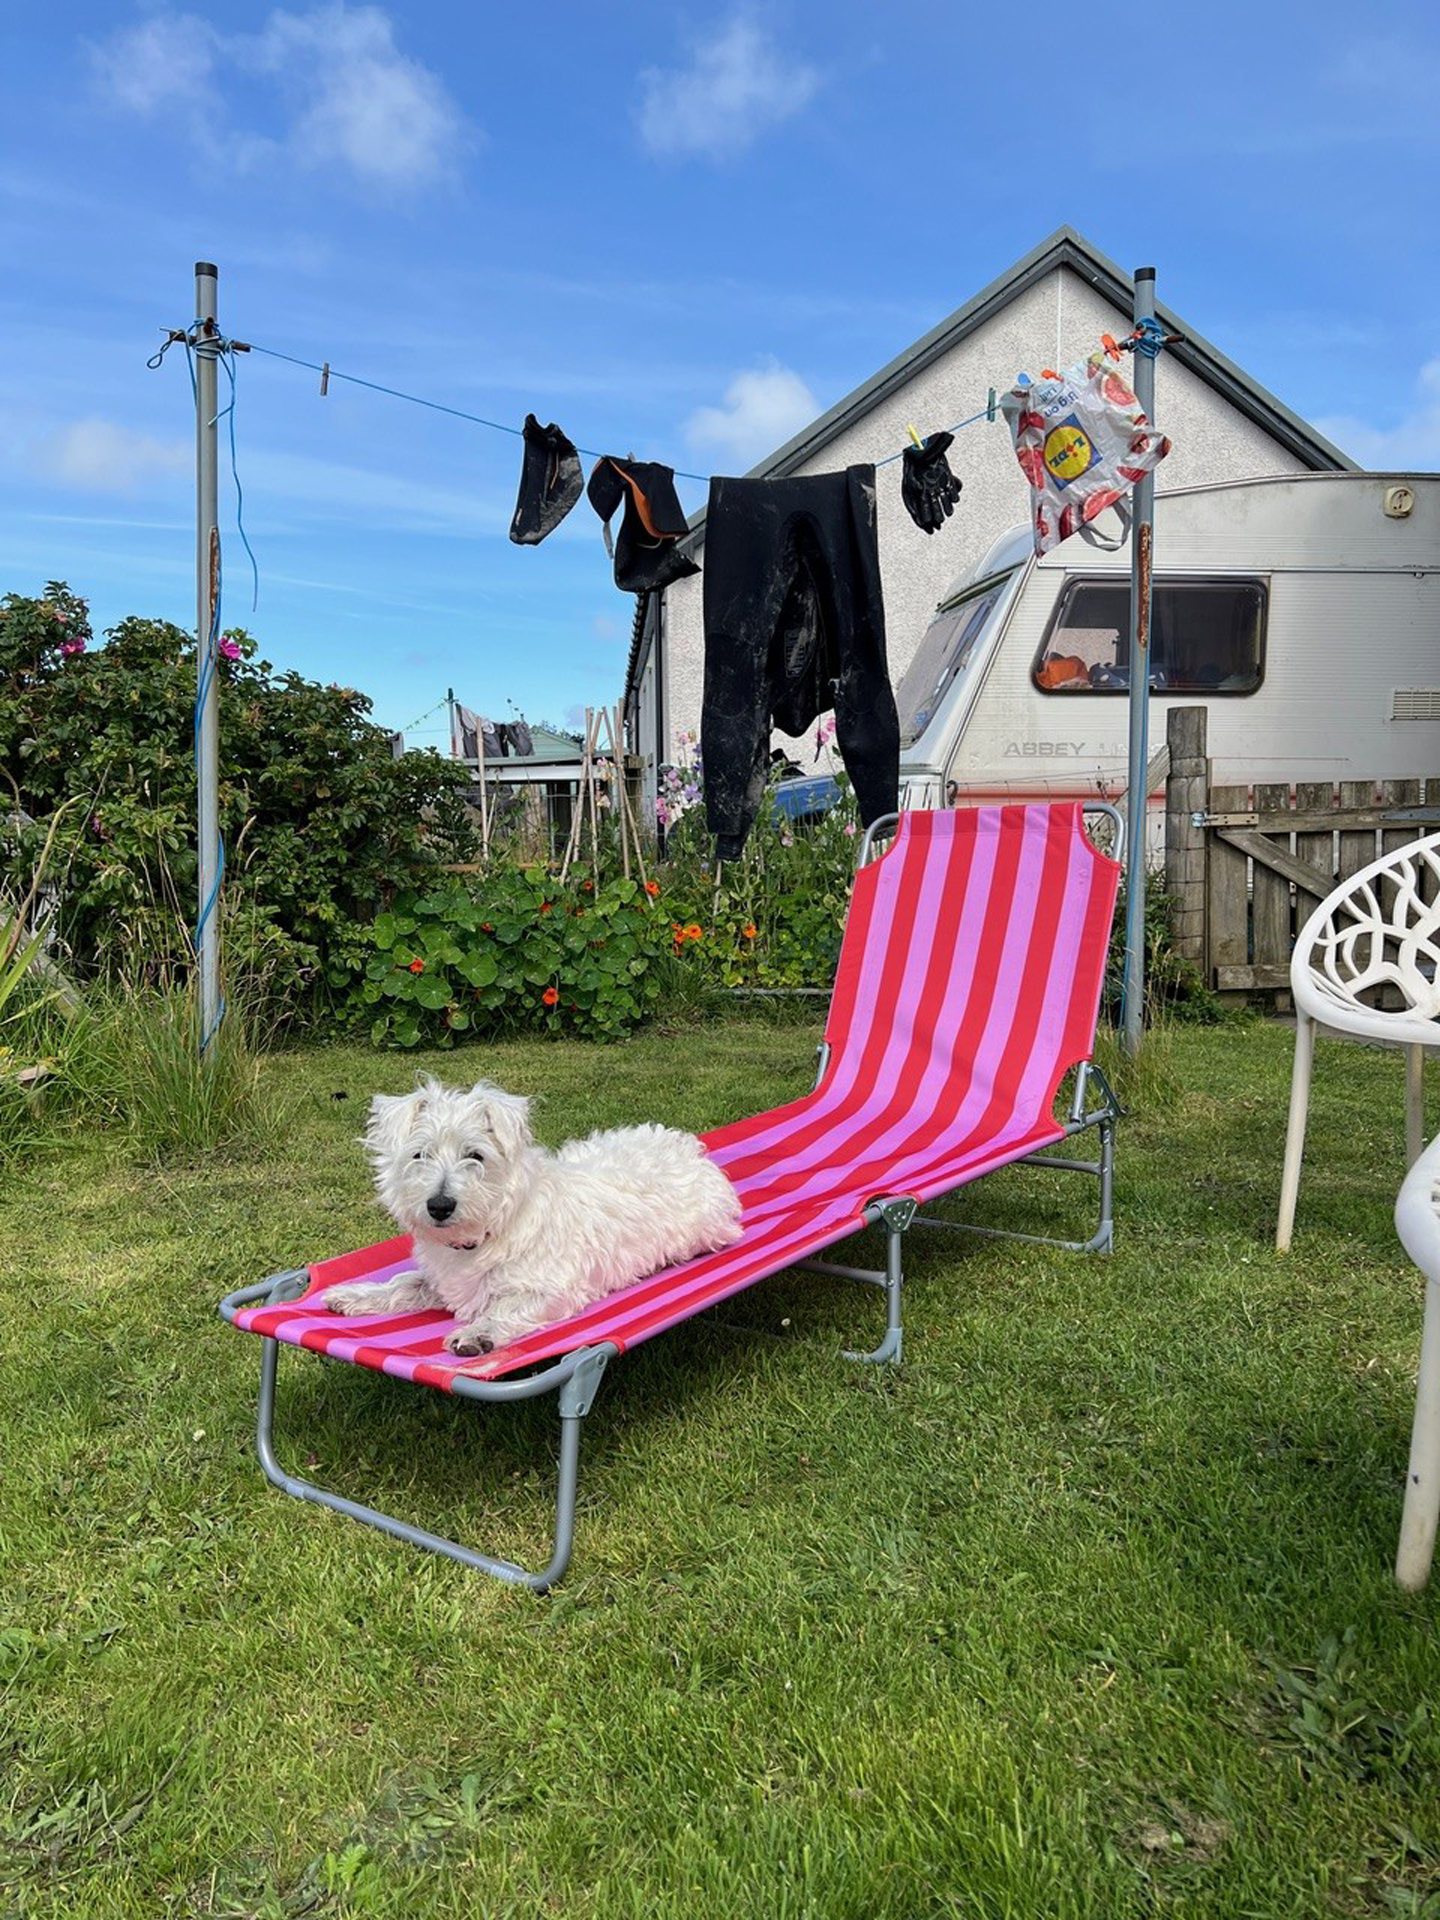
[843,821,856,838]
[59,638,86,657]
[218,635,242,661]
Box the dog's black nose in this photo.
[427,1193,457,1223]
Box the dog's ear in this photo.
[474,1082,532,1159]
[365,1089,425,1160]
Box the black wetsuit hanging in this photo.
[586,457,699,593]
[509,415,583,545]
[701,465,900,859]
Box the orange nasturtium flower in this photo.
[541,985,560,1007]
[684,923,703,942]
[539,901,553,915]
[408,958,425,974]
[742,922,758,940]
[644,879,660,897]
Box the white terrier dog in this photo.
[322,1078,743,1356]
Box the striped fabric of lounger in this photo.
[233,803,1119,1387]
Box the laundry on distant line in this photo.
[451,702,499,764]
[451,704,536,763]
[700,465,900,860]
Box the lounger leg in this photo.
[844,1198,915,1366]
[1406,1046,1425,1170]
[1397,1273,1440,1593]
[1085,1115,1116,1255]
[252,1338,610,1592]
[1276,1011,1315,1253]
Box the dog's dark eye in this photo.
[411,1150,424,1161]
[465,1150,485,1163]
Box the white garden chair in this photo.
[1394,1132,1440,1590]
[1275,830,1440,1254]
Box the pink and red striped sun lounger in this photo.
[221,803,1123,1588]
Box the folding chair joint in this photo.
[557,1344,612,1419]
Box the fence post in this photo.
[1165,705,1208,969]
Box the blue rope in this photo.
[215,352,260,612]
[873,400,997,468]
[244,341,732,480]
[245,337,1004,483]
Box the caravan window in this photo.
[897,576,1009,746]
[1033,578,1267,694]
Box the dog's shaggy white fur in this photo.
[322,1078,743,1356]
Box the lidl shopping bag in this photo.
[1000,351,1171,553]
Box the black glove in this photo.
[509,414,583,545]
[901,431,963,534]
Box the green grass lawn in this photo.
[3,1016,1439,1919]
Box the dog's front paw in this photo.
[322,1284,375,1316]
[443,1325,495,1358]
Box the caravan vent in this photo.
[1393,690,1440,721]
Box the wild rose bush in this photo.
[0,582,478,1004]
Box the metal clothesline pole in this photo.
[1120,265,1158,1056]
[194,260,222,1054]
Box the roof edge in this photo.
[627,228,1358,697]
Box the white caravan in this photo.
[894,472,1438,812]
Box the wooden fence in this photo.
[1163,706,1437,1000]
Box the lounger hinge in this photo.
[558,1346,613,1420]
[1071,1060,1126,1125]
[874,1197,918,1234]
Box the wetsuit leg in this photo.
[701,467,899,855]
[829,466,900,828]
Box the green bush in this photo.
[1104,873,1223,1026]
[654,765,862,991]
[0,582,478,1005]
[334,866,676,1046]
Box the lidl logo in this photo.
[1043,416,1099,488]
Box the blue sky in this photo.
[2,1,1436,745]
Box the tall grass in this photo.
[60,981,293,1160]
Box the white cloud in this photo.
[89,5,469,193]
[88,12,218,115]
[686,359,818,468]
[35,418,188,494]
[637,16,819,160]
[249,5,468,190]
[1314,358,1440,468]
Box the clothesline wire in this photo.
[239,336,1004,486]
[401,694,449,733]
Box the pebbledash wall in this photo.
[624,230,1351,807]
